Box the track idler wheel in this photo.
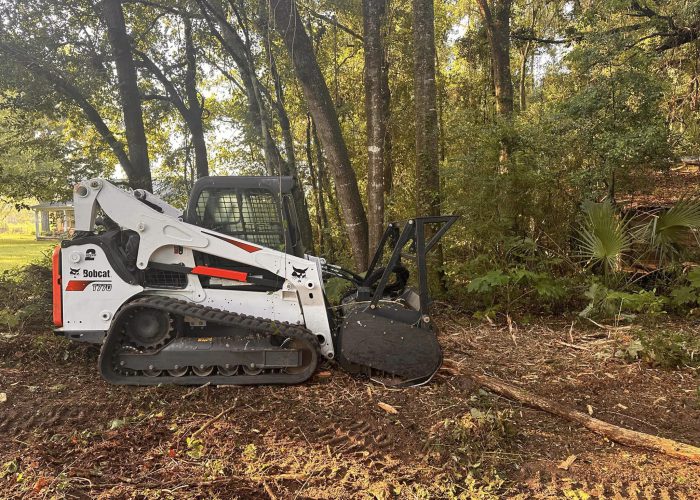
[125,308,172,350]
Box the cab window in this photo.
[194,188,286,250]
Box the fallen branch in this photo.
[188,398,238,440]
[181,381,211,399]
[463,369,700,463]
[554,339,588,351]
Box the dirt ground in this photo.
[1,308,699,499]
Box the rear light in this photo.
[52,245,62,327]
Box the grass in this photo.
[0,233,55,272]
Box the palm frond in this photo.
[642,197,700,263]
[576,200,632,275]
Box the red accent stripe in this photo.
[202,231,262,253]
[191,266,248,282]
[227,238,261,253]
[52,246,62,327]
[65,280,95,291]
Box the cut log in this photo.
[464,369,700,464]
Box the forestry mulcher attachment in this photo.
[52,177,456,386]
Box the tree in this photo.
[477,0,514,117]
[0,0,154,191]
[133,14,209,179]
[413,0,440,219]
[412,0,444,290]
[270,0,369,269]
[102,0,152,190]
[363,0,392,253]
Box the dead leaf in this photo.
[33,477,49,493]
[378,402,398,415]
[557,454,577,470]
[0,392,6,403]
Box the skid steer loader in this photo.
[52,177,456,386]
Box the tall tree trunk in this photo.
[258,7,315,252]
[363,0,391,253]
[270,0,369,270]
[413,0,440,219]
[477,0,514,117]
[313,119,341,257]
[183,17,209,178]
[413,0,443,290]
[102,0,152,190]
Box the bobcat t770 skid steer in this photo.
[52,177,456,386]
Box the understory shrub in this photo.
[579,281,668,320]
[617,329,700,369]
[0,254,52,331]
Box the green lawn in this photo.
[0,233,55,272]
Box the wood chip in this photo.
[0,392,6,404]
[317,371,332,378]
[378,402,398,415]
[557,454,578,470]
[587,404,594,415]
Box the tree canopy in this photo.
[0,0,698,273]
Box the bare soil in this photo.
[1,309,698,499]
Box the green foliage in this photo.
[579,281,667,320]
[637,198,700,264]
[186,437,205,460]
[577,201,632,276]
[0,106,101,203]
[464,267,568,319]
[0,459,20,480]
[323,277,353,306]
[619,329,700,369]
[669,267,700,309]
[0,255,52,331]
[444,407,517,453]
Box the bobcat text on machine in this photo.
[52,177,456,386]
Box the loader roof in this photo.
[190,175,295,194]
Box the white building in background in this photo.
[31,201,74,240]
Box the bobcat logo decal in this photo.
[69,268,80,277]
[291,266,308,282]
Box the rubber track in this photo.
[98,295,320,386]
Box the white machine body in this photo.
[53,179,335,359]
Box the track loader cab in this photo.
[185,176,305,258]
